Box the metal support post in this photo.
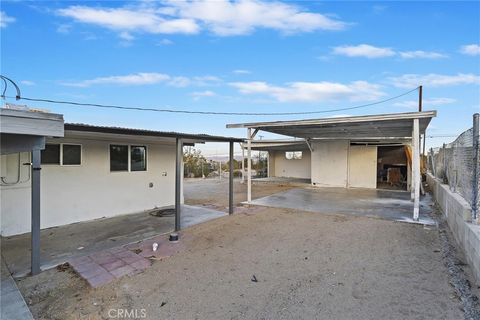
[412,119,420,221]
[31,149,41,275]
[241,143,245,183]
[175,138,183,231]
[472,113,479,222]
[247,128,252,203]
[229,141,234,214]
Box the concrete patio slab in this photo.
[1,258,33,320]
[180,204,228,228]
[246,187,436,225]
[1,205,226,278]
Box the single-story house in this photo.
[227,111,436,220]
[1,107,242,274]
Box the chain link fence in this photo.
[428,115,480,221]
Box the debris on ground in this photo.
[56,263,70,272]
[251,275,258,282]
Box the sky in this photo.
[1,0,479,156]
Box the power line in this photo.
[7,88,418,116]
[427,135,458,138]
[1,75,419,116]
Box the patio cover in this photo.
[226,111,437,223]
[226,111,436,141]
[2,114,243,276]
[1,108,64,275]
[63,124,243,232]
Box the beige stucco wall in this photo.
[348,145,378,188]
[267,151,275,177]
[0,152,32,236]
[311,140,349,187]
[269,150,311,179]
[0,136,177,236]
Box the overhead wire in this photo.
[1,75,419,116]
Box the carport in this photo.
[0,108,65,275]
[227,111,436,221]
[1,108,243,277]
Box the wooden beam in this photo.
[305,139,314,152]
[250,128,259,140]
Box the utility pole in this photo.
[422,132,426,156]
[418,85,423,112]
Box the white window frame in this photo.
[130,145,148,172]
[109,144,148,173]
[41,143,82,166]
[60,143,82,166]
[285,151,303,160]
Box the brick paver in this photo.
[69,248,150,287]
[69,234,185,288]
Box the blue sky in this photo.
[1,0,479,155]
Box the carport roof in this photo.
[65,123,244,143]
[245,139,309,151]
[227,111,436,140]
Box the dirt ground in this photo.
[15,180,475,319]
[183,178,296,209]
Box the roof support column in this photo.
[267,151,270,178]
[247,128,252,203]
[175,138,183,231]
[31,149,41,275]
[229,141,234,214]
[412,118,420,221]
[241,143,245,184]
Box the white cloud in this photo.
[393,97,456,109]
[63,73,171,87]
[390,73,480,88]
[157,38,173,45]
[332,44,395,58]
[0,11,15,28]
[119,31,134,41]
[20,80,36,86]
[165,0,347,36]
[168,76,191,87]
[233,69,251,74]
[190,90,216,100]
[460,44,480,56]
[61,72,222,88]
[333,44,446,59]
[230,80,385,102]
[192,75,223,86]
[57,6,199,35]
[398,50,447,59]
[57,1,348,37]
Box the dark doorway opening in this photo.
[377,146,408,190]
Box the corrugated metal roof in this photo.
[64,123,244,143]
[226,111,436,140]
